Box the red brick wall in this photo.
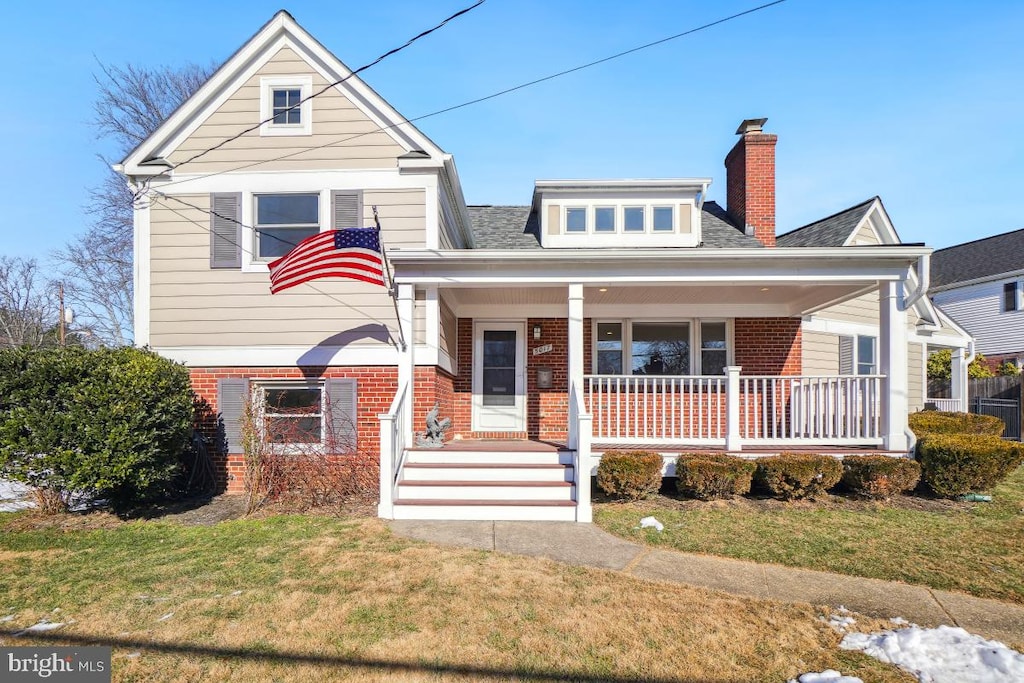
[191,366,398,493]
[734,318,802,374]
[725,129,777,248]
[452,317,592,441]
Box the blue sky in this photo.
[2,0,1022,258]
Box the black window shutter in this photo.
[217,378,250,453]
[325,378,358,453]
[210,192,242,268]
[838,336,854,375]
[332,191,363,229]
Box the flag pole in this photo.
[373,206,407,352]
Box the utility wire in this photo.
[170,0,486,172]
[155,0,787,191]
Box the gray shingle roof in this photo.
[930,228,1024,288]
[466,201,760,249]
[776,197,877,247]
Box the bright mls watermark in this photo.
[3,647,110,681]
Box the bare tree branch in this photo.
[0,256,56,348]
[53,60,214,346]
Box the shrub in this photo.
[0,346,193,512]
[909,411,1004,437]
[675,453,756,499]
[841,455,921,498]
[596,450,663,501]
[916,434,1024,497]
[754,453,843,500]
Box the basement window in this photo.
[256,381,325,446]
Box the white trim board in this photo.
[155,343,439,367]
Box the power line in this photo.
[154,0,787,191]
[170,0,486,172]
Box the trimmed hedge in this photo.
[909,411,1004,437]
[596,450,663,501]
[754,453,843,500]
[841,455,921,499]
[675,453,756,500]
[916,434,1024,497]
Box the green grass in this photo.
[595,465,1024,604]
[0,512,914,682]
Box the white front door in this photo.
[472,322,526,432]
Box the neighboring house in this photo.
[117,11,971,522]
[929,229,1024,371]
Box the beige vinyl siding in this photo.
[439,294,457,363]
[850,221,881,245]
[908,341,925,412]
[438,204,454,249]
[802,331,839,375]
[818,290,880,324]
[165,47,405,173]
[149,191,424,348]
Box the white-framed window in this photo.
[255,381,325,447]
[558,202,682,236]
[839,334,877,375]
[623,206,645,232]
[566,207,587,232]
[253,193,321,260]
[260,75,313,136]
[592,320,731,375]
[653,206,674,232]
[595,206,616,232]
[1003,281,1020,312]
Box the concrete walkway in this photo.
[389,520,1024,646]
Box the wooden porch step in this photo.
[399,480,572,487]
[403,463,568,469]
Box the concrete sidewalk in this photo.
[389,520,1024,646]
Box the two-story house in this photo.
[930,229,1024,372]
[117,11,971,522]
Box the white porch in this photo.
[377,246,940,522]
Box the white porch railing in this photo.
[585,375,727,442]
[568,380,593,522]
[927,398,962,412]
[739,375,882,444]
[584,372,884,447]
[377,379,410,518]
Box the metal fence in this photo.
[970,397,1021,441]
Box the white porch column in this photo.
[951,347,969,413]
[879,280,909,451]
[725,366,742,451]
[568,283,585,389]
[397,283,416,442]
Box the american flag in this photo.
[268,228,385,294]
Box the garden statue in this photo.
[417,402,451,448]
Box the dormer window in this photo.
[535,179,707,248]
[624,207,644,232]
[566,207,586,232]
[260,75,313,136]
[653,206,674,232]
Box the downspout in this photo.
[903,253,930,308]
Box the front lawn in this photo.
[595,465,1024,604]
[0,512,913,682]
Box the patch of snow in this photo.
[13,620,65,637]
[124,652,141,659]
[1,615,15,622]
[157,612,174,622]
[0,479,33,512]
[638,516,664,532]
[840,624,1024,683]
[890,617,910,625]
[828,615,857,631]
[230,590,243,596]
[788,671,864,683]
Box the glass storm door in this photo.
[472,322,526,431]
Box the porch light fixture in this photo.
[533,324,542,340]
[760,287,770,292]
[598,287,608,292]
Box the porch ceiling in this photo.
[444,283,873,317]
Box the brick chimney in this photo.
[724,117,777,247]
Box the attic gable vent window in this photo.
[260,75,312,136]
